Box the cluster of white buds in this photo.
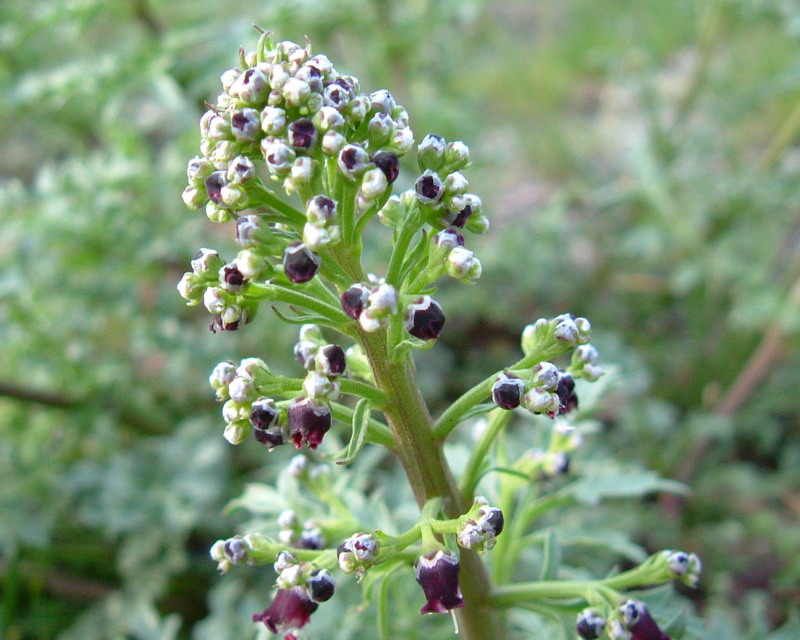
[456,497,505,555]
[339,280,398,332]
[413,135,488,235]
[491,362,580,418]
[337,532,380,581]
[210,535,252,574]
[571,344,604,381]
[177,247,260,331]
[212,358,276,444]
[429,227,482,285]
[663,549,702,588]
[521,313,592,356]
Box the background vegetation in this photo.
[1,0,799,638]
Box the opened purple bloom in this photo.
[287,397,332,450]
[253,586,318,634]
[414,549,464,615]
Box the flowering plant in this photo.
[178,29,701,640]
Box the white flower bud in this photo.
[290,156,314,184]
[288,454,308,477]
[303,223,339,251]
[231,68,269,103]
[532,362,560,391]
[445,140,470,170]
[273,550,297,573]
[282,77,311,107]
[389,126,414,155]
[315,106,345,132]
[181,185,206,209]
[209,361,237,396]
[277,510,297,530]
[203,287,228,314]
[302,370,339,400]
[227,156,255,184]
[445,246,475,279]
[360,168,388,200]
[322,130,346,155]
[358,310,383,332]
[444,171,469,196]
[370,89,396,114]
[223,420,250,445]
[276,564,303,589]
[366,283,398,317]
[260,106,286,136]
[523,387,560,415]
[269,64,290,91]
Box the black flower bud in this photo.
[556,372,578,414]
[283,243,321,283]
[491,372,526,410]
[415,169,444,204]
[340,283,371,320]
[315,344,347,377]
[414,549,464,615]
[287,397,332,450]
[287,118,317,149]
[338,144,370,180]
[371,151,400,184]
[250,397,280,429]
[230,108,261,141]
[204,171,227,205]
[404,296,445,341]
[417,134,446,172]
[307,569,336,603]
[576,609,606,639]
[219,263,247,294]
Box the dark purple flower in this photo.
[223,537,249,564]
[283,243,321,283]
[480,507,505,537]
[204,171,227,204]
[250,397,280,429]
[623,602,671,640]
[452,203,472,228]
[492,372,526,410]
[576,609,606,639]
[230,108,261,141]
[307,569,336,603]
[415,169,444,204]
[414,549,464,615]
[315,344,346,377]
[556,372,578,414]
[287,397,332,450]
[287,119,317,149]
[404,296,445,341]
[338,144,369,177]
[253,587,319,634]
[253,425,285,449]
[340,283,371,319]
[209,314,239,332]
[221,264,247,292]
[323,82,349,108]
[371,151,400,184]
[297,527,325,550]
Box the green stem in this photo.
[385,208,421,286]
[329,402,393,448]
[460,408,512,502]
[246,282,352,326]
[337,379,388,407]
[251,183,306,225]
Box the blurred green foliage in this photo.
[1,0,799,638]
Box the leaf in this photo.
[270,305,334,326]
[224,483,287,515]
[539,528,561,580]
[566,463,689,506]
[335,398,370,465]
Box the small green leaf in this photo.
[539,528,561,580]
[335,398,370,465]
[663,608,687,638]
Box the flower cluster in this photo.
[337,532,380,581]
[253,551,336,635]
[577,600,674,640]
[456,497,505,554]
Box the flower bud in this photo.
[434,228,465,250]
[230,108,261,141]
[223,420,250,445]
[182,186,207,209]
[232,67,269,104]
[252,587,319,635]
[288,454,308,478]
[287,397,332,450]
[444,171,469,196]
[338,144,370,180]
[209,361,237,400]
[177,272,205,302]
[287,118,317,150]
[556,372,578,414]
[294,339,319,369]
[370,89,396,114]
[302,370,339,401]
[282,77,311,107]
[314,106,345,132]
[337,533,379,576]
[347,95,370,122]
[204,171,227,205]
[340,283,371,320]
[466,213,490,234]
[250,397,280,429]
[220,68,240,93]
[303,222,339,250]
[203,286,229,315]
[359,168,388,200]
[366,283,398,317]
[274,550,298,573]
[307,569,336,603]
[223,536,250,564]
[417,134,446,172]
[323,82,350,110]
[219,262,247,294]
[298,526,325,550]
[227,155,256,184]
[187,155,214,184]
[492,372,526,410]
[283,243,321,283]
[377,194,404,227]
[264,140,296,175]
[404,296,445,341]
[445,246,476,279]
[532,362,560,391]
[260,106,287,135]
[315,344,347,377]
[371,151,400,184]
[276,564,304,590]
[322,130,346,155]
[523,387,560,416]
[306,195,338,226]
[444,140,470,171]
[415,169,444,205]
[576,609,607,639]
[207,114,231,140]
[368,112,394,146]
[414,549,464,615]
